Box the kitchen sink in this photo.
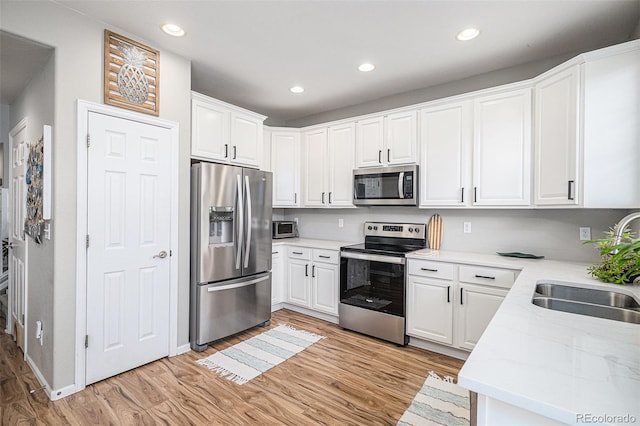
[532,282,640,324]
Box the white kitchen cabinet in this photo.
[356,110,417,168]
[419,101,472,207]
[310,250,340,315]
[285,247,340,315]
[302,128,328,207]
[262,129,272,171]
[271,130,301,207]
[327,123,356,207]
[407,259,515,352]
[271,247,284,306]
[473,88,532,206]
[302,123,355,208]
[456,283,507,351]
[406,276,454,345]
[191,92,265,168]
[287,247,311,307]
[534,66,580,206]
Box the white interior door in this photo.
[85,112,171,385]
[8,120,28,350]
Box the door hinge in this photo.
[85,335,88,348]
[86,234,89,249]
[86,134,90,147]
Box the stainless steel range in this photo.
[339,222,426,345]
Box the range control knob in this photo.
[415,228,420,233]
[373,226,378,231]
[408,227,414,233]
[367,225,372,230]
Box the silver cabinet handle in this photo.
[312,265,316,278]
[153,251,167,259]
[387,148,391,163]
[398,172,405,199]
[318,255,330,259]
[235,174,243,270]
[322,192,325,204]
[224,144,228,158]
[475,274,495,280]
[421,267,438,272]
[328,192,332,204]
[461,187,464,203]
[292,251,303,255]
[378,150,382,164]
[568,180,575,200]
[233,145,237,159]
[447,286,451,303]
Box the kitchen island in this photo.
[406,250,640,426]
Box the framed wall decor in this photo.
[104,30,160,116]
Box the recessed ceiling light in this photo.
[456,28,480,41]
[358,63,375,72]
[161,23,185,37]
[290,86,304,94]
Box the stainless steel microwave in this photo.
[272,221,297,239]
[353,165,418,206]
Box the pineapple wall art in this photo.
[104,30,159,116]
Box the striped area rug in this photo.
[196,324,325,385]
[398,371,470,426]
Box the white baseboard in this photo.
[26,354,78,401]
[174,343,191,356]
[408,337,469,360]
[271,302,285,312]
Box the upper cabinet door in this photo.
[355,116,384,168]
[302,128,328,207]
[534,66,580,206]
[231,112,262,168]
[191,97,230,162]
[271,131,301,207]
[420,102,472,207]
[386,110,418,165]
[473,88,532,206]
[328,123,356,207]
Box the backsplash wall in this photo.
[280,208,632,263]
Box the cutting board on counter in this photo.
[428,214,443,250]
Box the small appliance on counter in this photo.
[273,220,298,239]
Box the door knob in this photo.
[153,251,168,259]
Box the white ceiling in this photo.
[4,1,640,122]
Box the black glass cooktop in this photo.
[341,242,424,256]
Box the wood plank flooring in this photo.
[0,309,465,425]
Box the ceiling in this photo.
[3,1,640,123]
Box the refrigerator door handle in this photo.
[243,175,252,268]
[206,274,270,292]
[235,174,243,270]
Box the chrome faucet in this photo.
[613,211,640,246]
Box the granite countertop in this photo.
[407,250,640,425]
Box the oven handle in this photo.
[340,251,405,265]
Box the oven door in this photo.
[339,251,406,317]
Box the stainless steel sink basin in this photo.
[535,283,640,309]
[532,281,640,324]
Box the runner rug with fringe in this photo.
[397,371,470,426]
[195,324,325,385]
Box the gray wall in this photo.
[10,53,55,384]
[284,208,632,263]
[0,2,191,391]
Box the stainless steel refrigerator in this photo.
[190,162,272,351]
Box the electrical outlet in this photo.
[338,218,344,228]
[579,227,591,241]
[463,222,472,233]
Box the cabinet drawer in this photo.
[272,246,284,257]
[459,266,515,289]
[408,260,454,280]
[312,249,339,264]
[287,246,311,260]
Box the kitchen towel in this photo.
[196,324,325,385]
[397,371,470,426]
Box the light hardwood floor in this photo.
[1,309,464,425]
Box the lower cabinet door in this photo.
[311,262,339,315]
[287,257,310,307]
[407,276,453,344]
[271,252,283,305]
[456,283,507,350]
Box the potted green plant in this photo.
[584,227,640,285]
